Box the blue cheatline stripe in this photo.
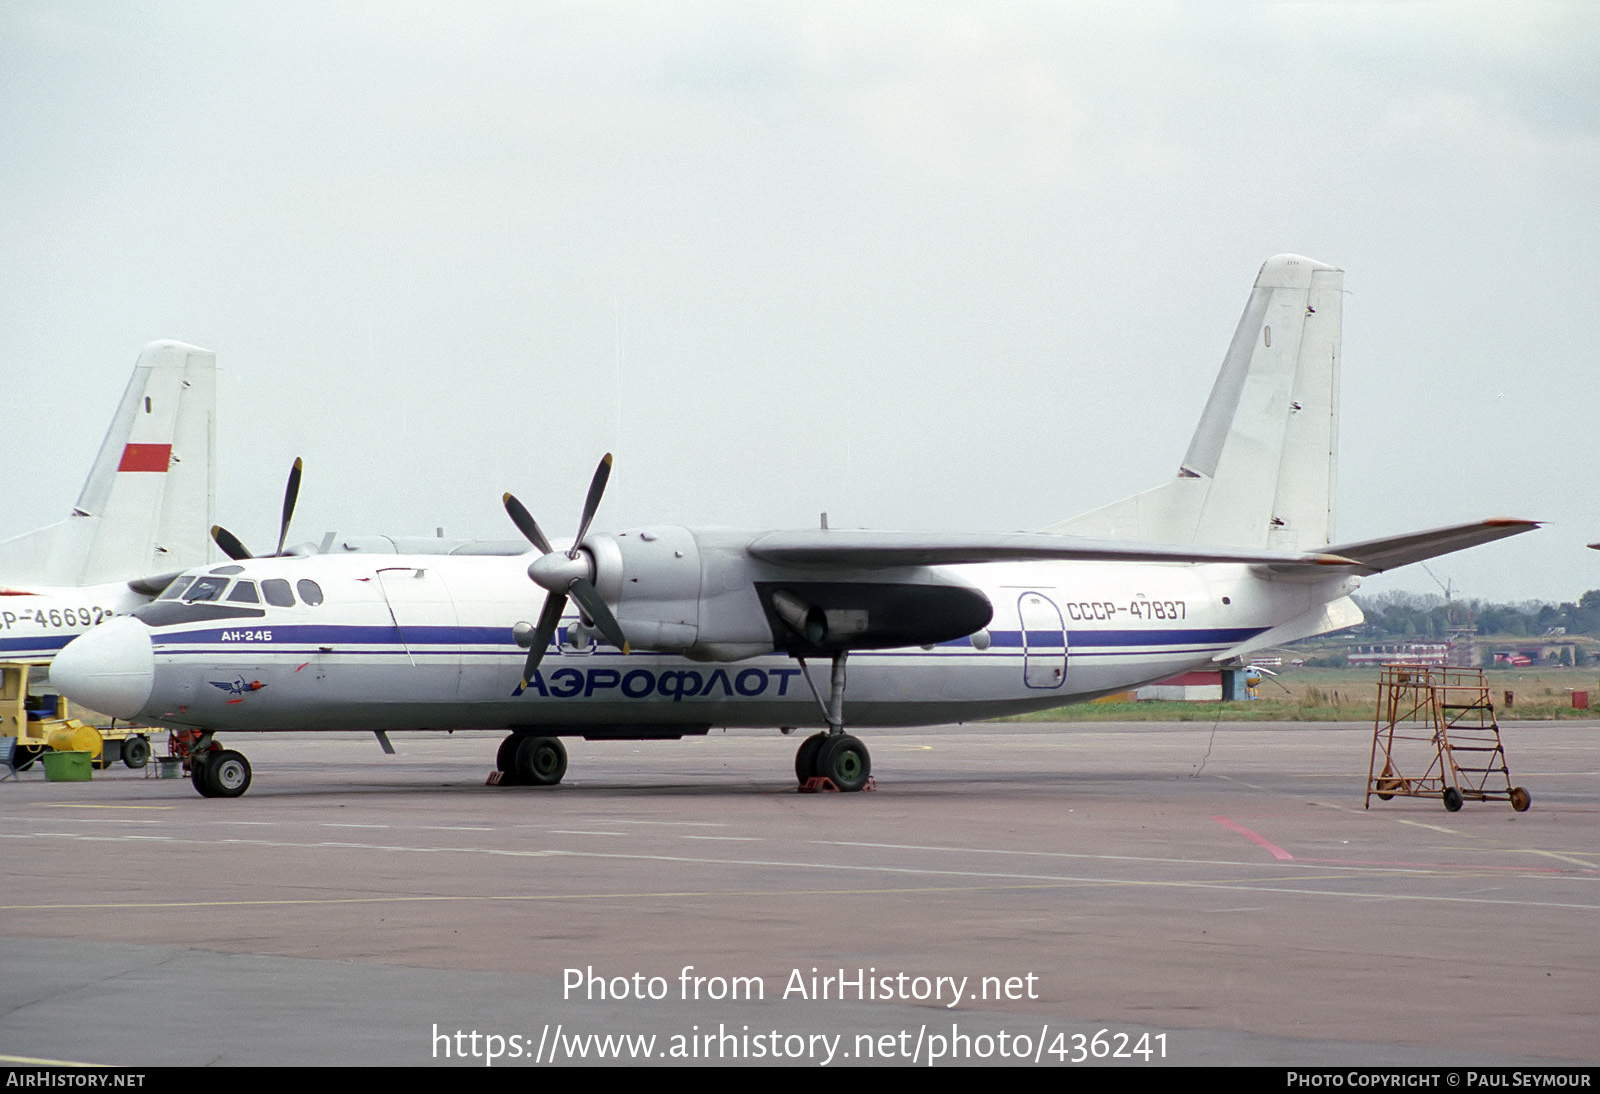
[0,635,72,654]
[986,627,1264,648]
[154,624,510,646]
[147,623,1267,650]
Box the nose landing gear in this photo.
[181,732,253,798]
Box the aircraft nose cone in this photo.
[50,618,155,720]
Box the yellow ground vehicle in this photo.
[1,660,155,771]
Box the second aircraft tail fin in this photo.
[0,341,216,587]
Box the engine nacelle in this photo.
[589,527,992,663]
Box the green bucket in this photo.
[42,750,93,782]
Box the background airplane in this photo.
[0,340,217,663]
[51,256,1536,798]
[0,341,216,769]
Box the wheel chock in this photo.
[799,775,877,794]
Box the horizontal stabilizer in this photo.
[748,530,1354,569]
[1261,519,1538,575]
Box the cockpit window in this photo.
[296,579,324,606]
[226,580,260,604]
[183,576,230,603]
[261,579,295,608]
[158,577,195,600]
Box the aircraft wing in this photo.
[746,530,1355,569]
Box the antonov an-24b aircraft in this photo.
[51,256,1535,798]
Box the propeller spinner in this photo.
[211,458,303,561]
[503,454,629,689]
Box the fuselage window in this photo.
[261,579,295,608]
[226,581,261,604]
[296,579,324,606]
[184,576,229,603]
[158,577,195,600]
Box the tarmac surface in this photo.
[2,719,1596,1067]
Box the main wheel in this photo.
[496,734,525,783]
[122,735,151,769]
[817,735,871,792]
[206,750,252,798]
[515,736,567,786]
[1442,787,1463,812]
[794,733,828,785]
[1509,786,1531,812]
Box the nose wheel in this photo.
[190,747,252,798]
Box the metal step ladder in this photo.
[1366,665,1531,812]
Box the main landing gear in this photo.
[495,733,569,786]
[793,652,872,793]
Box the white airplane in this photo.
[0,341,216,766]
[1,340,216,659]
[50,256,1536,798]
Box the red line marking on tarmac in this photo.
[1212,815,1294,860]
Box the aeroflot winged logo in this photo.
[210,677,265,696]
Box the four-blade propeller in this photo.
[212,458,303,560]
[503,454,629,690]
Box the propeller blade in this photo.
[519,590,568,688]
[274,458,303,557]
[508,453,626,692]
[569,453,613,559]
[502,493,554,555]
[212,525,253,561]
[569,578,629,654]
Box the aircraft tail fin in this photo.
[1049,254,1343,551]
[0,341,216,586]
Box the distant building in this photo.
[1346,643,1449,667]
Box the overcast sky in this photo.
[2,1,1595,604]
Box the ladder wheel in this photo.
[1442,787,1463,812]
[1509,786,1531,813]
